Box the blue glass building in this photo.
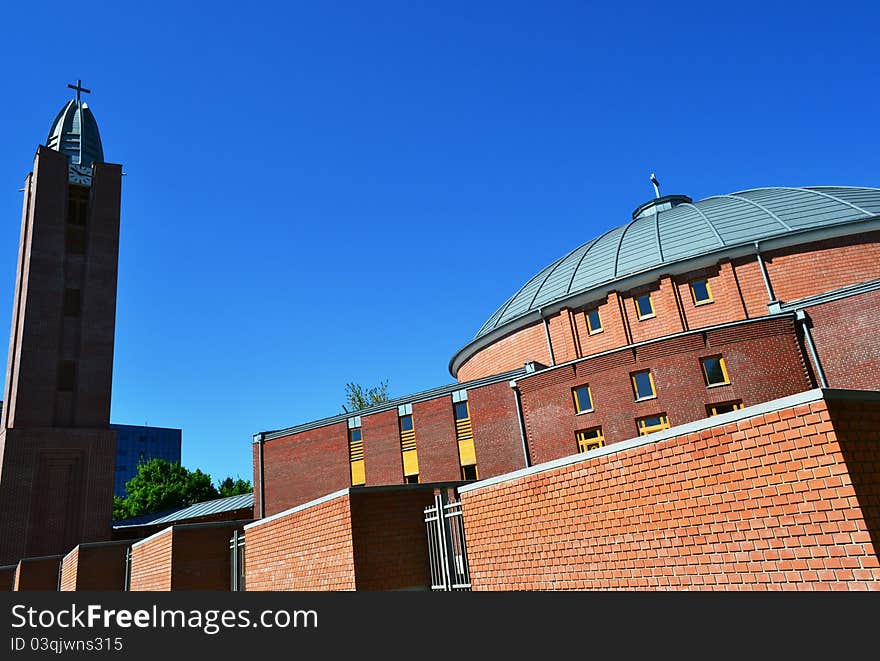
[111,424,182,498]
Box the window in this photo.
[63,289,81,317]
[453,398,478,479]
[631,370,656,401]
[708,401,744,416]
[576,427,605,453]
[701,356,730,386]
[634,293,655,320]
[57,361,76,392]
[349,427,365,486]
[67,185,89,226]
[586,308,603,335]
[399,412,419,481]
[572,385,594,413]
[637,414,670,436]
[690,279,713,306]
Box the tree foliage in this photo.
[342,379,391,413]
[218,476,253,498]
[112,458,252,521]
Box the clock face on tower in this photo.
[68,163,93,186]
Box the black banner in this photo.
[0,591,874,658]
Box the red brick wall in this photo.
[60,542,131,591]
[456,233,880,381]
[246,486,447,591]
[547,310,579,364]
[624,277,686,344]
[129,523,243,592]
[827,397,880,565]
[412,398,460,483]
[676,261,749,329]
[58,547,79,592]
[468,381,526,478]
[245,493,356,591]
[519,316,812,464]
[14,556,62,591]
[252,442,261,518]
[573,292,631,356]
[363,409,404,486]
[0,427,116,565]
[350,489,437,591]
[260,421,349,517]
[457,323,549,382]
[171,524,242,591]
[459,391,880,590]
[261,379,528,513]
[765,231,880,304]
[803,289,880,391]
[733,256,774,319]
[129,529,172,592]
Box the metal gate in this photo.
[424,493,471,591]
[229,530,246,591]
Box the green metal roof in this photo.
[451,186,880,376]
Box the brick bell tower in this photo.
[0,81,120,564]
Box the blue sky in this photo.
[0,2,877,483]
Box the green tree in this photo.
[113,458,219,520]
[342,379,390,412]
[217,476,253,497]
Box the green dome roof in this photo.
[451,186,880,376]
[46,99,104,166]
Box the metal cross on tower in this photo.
[67,79,91,103]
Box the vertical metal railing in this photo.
[123,546,132,592]
[229,531,246,592]
[424,493,471,591]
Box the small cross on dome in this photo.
[67,79,91,103]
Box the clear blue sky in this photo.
[0,2,877,483]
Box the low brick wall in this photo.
[246,490,356,591]
[59,540,137,591]
[458,389,880,591]
[245,484,460,591]
[14,555,63,591]
[129,521,249,591]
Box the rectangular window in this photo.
[572,384,594,413]
[63,288,81,317]
[399,414,419,480]
[404,474,419,484]
[57,360,76,392]
[690,278,713,306]
[637,414,670,436]
[701,356,730,386]
[631,370,656,401]
[708,401,744,416]
[453,400,477,479]
[461,464,478,481]
[67,185,89,226]
[586,308,603,334]
[348,427,365,486]
[634,293,655,320]
[453,401,472,439]
[576,427,605,453]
